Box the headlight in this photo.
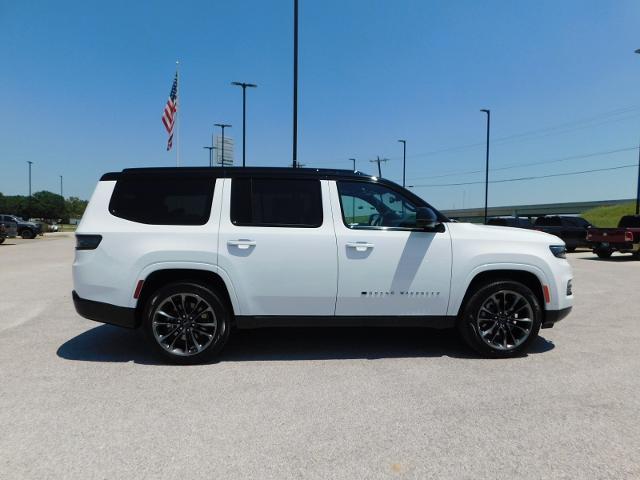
[549,245,566,259]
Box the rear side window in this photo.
[109,177,215,225]
[619,216,640,228]
[230,178,323,227]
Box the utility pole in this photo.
[292,0,299,168]
[231,82,257,167]
[214,123,232,165]
[203,146,215,167]
[349,158,356,172]
[398,139,406,187]
[369,156,389,178]
[59,175,63,199]
[27,161,33,196]
[480,109,491,224]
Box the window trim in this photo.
[336,179,430,232]
[230,177,324,229]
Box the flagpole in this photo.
[175,60,180,167]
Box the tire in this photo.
[20,229,35,239]
[457,280,542,358]
[0,237,5,244]
[595,248,612,259]
[143,282,231,365]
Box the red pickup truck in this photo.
[587,215,640,259]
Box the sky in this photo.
[1,0,640,210]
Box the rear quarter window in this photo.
[619,216,640,228]
[108,176,215,225]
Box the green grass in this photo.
[582,202,636,228]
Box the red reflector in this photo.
[625,231,633,242]
[133,280,144,299]
[543,285,551,304]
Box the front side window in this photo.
[109,176,215,225]
[337,181,419,229]
[230,177,323,227]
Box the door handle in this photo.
[346,241,375,252]
[228,239,256,249]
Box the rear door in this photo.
[217,177,338,316]
[330,179,452,317]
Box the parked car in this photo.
[73,167,573,363]
[586,215,640,259]
[0,215,18,238]
[533,216,593,252]
[0,214,42,239]
[487,217,533,229]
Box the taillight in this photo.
[75,234,102,250]
[625,231,634,242]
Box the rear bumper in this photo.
[72,291,137,329]
[542,306,572,329]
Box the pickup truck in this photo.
[587,215,640,259]
[533,216,593,252]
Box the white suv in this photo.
[73,167,573,363]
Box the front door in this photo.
[330,179,452,317]
[217,177,338,316]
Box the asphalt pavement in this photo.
[1,234,639,479]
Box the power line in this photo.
[407,163,638,188]
[305,105,640,167]
[410,146,638,181]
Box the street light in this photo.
[214,123,232,165]
[27,161,33,197]
[635,49,640,214]
[59,175,63,199]
[292,0,299,168]
[231,82,258,167]
[203,146,215,167]
[398,139,406,187]
[480,109,491,224]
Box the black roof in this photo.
[101,167,374,182]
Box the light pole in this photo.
[480,109,491,224]
[59,175,63,199]
[349,158,356,172]
[231,81,257,167]
[292,0,299,168]
[635,49,640,214]
[214,123,232,165]
[203,146,215,167]
[398,139,406,187]
[27,161,33,196]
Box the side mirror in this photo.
[416,207,439,230]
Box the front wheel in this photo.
[143,282,231,364]
[20,229,34,239]
[458,280,542,358]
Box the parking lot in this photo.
[0,233,639,479]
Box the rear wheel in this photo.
[20,229,34,239]
[143,282,231,364]
[458,280,542,358]
[0,237,5,244]
[595,248,612,259]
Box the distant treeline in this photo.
[0,191,88,222]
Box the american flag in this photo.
[162,72,178,150]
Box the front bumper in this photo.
[541,306,572,329]
[72,291,137,329]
